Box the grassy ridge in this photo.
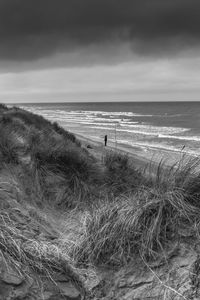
[0,107,102,207]
[0,105,97,297]
[1,104,200,297]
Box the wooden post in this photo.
[115,122,118,150]
[101,142,104,163]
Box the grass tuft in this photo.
[75,156,200,267]
[104,151,144,194]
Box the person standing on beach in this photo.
[104,135,107,146]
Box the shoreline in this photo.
[74,132,187,170]
[19,105,199,165]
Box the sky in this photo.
[0,0,200,103]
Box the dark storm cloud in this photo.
[0,0,200,61]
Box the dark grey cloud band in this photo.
[0,0,199,60]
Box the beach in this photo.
[76,132,188,171]
[19,101,200,169]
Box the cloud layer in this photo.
[0,0,200,61]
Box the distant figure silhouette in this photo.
[181,145,185,151]
[104,135,107,146]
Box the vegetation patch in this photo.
[1,103,200,298]
[75,157,200,267]
[104,151,144,194]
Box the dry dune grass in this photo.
[0,172,87,297]
[74,156,200,267]
[2,104,200,298]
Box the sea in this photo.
[19,102,200,158]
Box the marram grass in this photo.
[74,157,200,266]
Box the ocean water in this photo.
[20,102,200,157]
